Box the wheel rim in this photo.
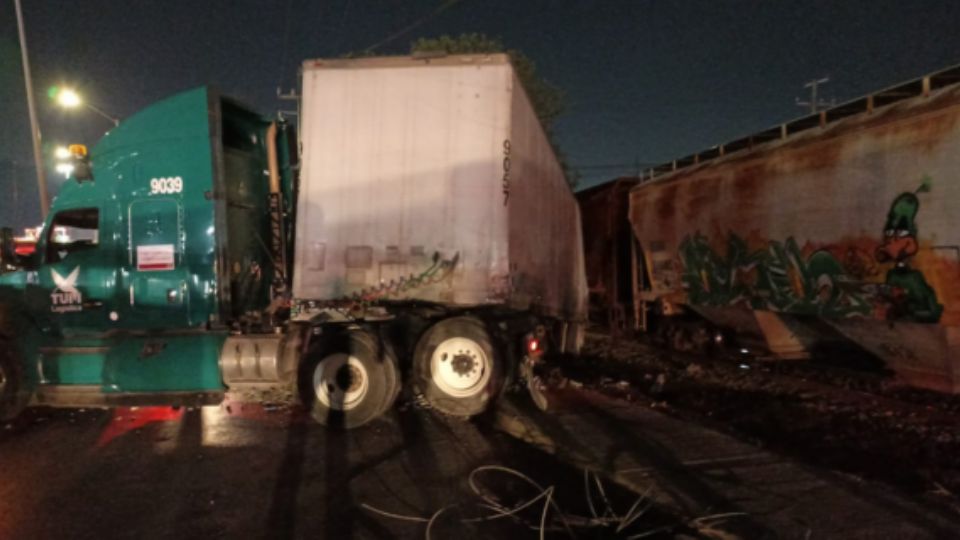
[430,337,491,398]
[313,353,369,411]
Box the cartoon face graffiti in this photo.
[876,192,920,264]
[874,185,943,323]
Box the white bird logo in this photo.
[52,267,80,295]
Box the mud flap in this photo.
[519,356,549,411]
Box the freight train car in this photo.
[576,177,639,334]
[629,64,960,392]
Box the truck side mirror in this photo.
[72,157,93,182]
[60,144,93,182]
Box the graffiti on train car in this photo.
[874,178,943,322]
[676,179,943,323]
[678,233,875,318]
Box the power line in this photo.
[363,0,462,54]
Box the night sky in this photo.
[2,0,960,228]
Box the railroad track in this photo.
[560,331,960,502]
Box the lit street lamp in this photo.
[54,163,75,178]
[54,88,82,108]
[53,146,73,178]
[54,146,72,160]
[51,87,120,127]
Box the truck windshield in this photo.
[46,208,99,264]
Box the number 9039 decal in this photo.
[150,176,184,195]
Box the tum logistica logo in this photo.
[51,267,83,313]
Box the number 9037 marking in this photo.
[150,177,184,195]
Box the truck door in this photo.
[37,206,114,331]
[125,199,193,328]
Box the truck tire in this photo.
[412,316,503,417]
[0,340,25,422]
[299,329,391,429]
[379,339,402,417]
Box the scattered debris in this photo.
[650,374,667,395]
[931,482,953,497]
[551,330,960,510]
[362,465,740,538]
[685,364,704,378]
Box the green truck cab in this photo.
[0,87,295,419]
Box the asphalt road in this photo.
[7,384,953,539]
[0,394,669,540]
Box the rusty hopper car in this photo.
[630,64,960,393]
[293,54,587,347]
[576,177,640,333]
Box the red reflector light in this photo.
[524,332,544,358]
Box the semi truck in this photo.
[627,63,960,393]
[0,53,587,428]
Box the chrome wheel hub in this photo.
[431,337,491,398]
[313,353,369,411]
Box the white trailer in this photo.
[291,54,587,426]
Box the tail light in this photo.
[523,332,544,358]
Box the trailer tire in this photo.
[299,329,391,429]
[379,340,402,416]
[0,339,25,422]
[412,316,503,417]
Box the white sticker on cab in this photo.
[137,244,175,271]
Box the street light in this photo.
[55,88,82,108]
[50,86,120,127]
[54,146,73,177]
[54,163,75,178]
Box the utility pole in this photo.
[14,0,49,219]
[796,77,836,115]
